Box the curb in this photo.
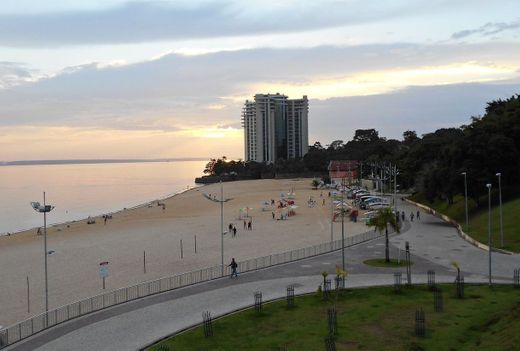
[404,198,513,255]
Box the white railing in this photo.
[0,229,381,348]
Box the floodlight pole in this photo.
[461,172,469,232]
[393,165,398,213]
[220,180,224,276]
[43,192,49,320]
[496,173,503,248]
[486,183,492,286]
[341,177,345,276]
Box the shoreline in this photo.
[1,184,204,237]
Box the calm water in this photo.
[0,160,207,234]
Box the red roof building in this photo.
[328,160,358,185]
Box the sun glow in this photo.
[251,62,520,99]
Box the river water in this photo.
[0,160,207,234]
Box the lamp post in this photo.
[341,177,346,282]
[30,192,54,326]
[496,173,503,248]
[461,172,468,232]
[393,165,398,213]
[486,183,492,286]
[203,180,232,277]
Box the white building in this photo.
[242,93,309,163]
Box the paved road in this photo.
[6,198,519,351]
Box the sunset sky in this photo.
[1,0,519,161]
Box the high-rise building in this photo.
[242,93,309,163]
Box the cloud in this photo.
[0,61,39,88]
[310,80,520,143]
[0,43,519,160]
[0,0,438,47]
[0,43,519,131]
[451,19,520,39]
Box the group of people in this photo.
[228,223,238,237]
[243,219,253,230]
[396,210,420,222]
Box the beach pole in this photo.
[27,276,30,313]
[43,192,49,327]
[143,250,146,274]
[180,239,184,259]
[220,180,224,277]
[194,235,197,253]
[102,276,106,290]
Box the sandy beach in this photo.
[0,178,370,327]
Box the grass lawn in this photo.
[363,258,413,267]
[148,284,520,351]
[409,194,520,253]
[466,198,520,253]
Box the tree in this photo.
[368,208,400,262]
[402,130,419,145]
[353,129,379,143]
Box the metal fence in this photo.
[0,229,381,349]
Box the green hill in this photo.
[467,197,520,252]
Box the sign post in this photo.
[99,261,109,289]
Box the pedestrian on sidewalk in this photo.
[410,212,414,222]
[229,258,238,278]
[416,210,420,220]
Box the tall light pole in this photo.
[461,172,468,232]
[341,177,346,278]
[31,192,54,326]
[486,183,492,286]
[393,165,398,213]
[496,173,503,248]
[203,180,232,277]
[330,191,334,247]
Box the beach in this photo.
[0,178,370,327]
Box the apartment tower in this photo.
[242,93,309,163]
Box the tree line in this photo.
[203,94,520,207]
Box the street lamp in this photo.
[30,192,54,326]
[486,183,492,286]
[203,180,232,277]
[393,165,399,213]
[496,173,503,248]
[461,172,469,232]
[341,177,346,286]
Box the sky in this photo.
[0,0,519,161]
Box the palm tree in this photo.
[368,208,400,262]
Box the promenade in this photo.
[5,198,519,351]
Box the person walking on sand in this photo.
[233,226,237,237]
[104,216,107,225]
[272,212,275,220]
[416,210,420,220]
[228,223,233,232]
[37,227,41,235]
[248,220,252,230]
[243,220,247,229]
[229,258,238,278]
